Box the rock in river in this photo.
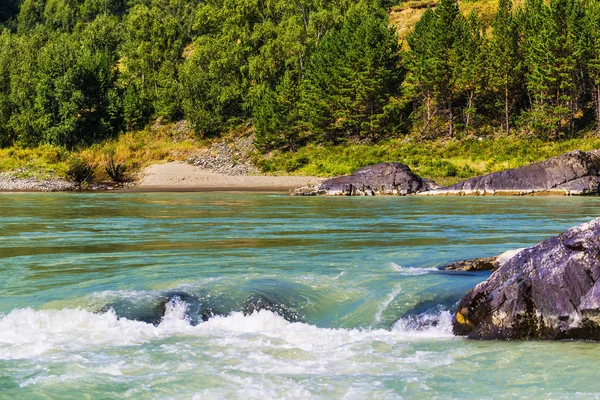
[441,249,525,272]
[453,218,600,340]
[293,162,438,196]
[425,150,600,196]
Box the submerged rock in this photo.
[441,256,499,272]
[453,218,600,340]
[99,291,225,326]
[424,150,600,196]
[243,292,300,321]
[99,298,167,326]
[99,288,302,326]
[441,249,525,272]
[293,162,438,196]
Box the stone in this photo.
[453,218,600,340]
[441,249,525,272]
[441,256,499,272]
[295,162,438,196]
[424,150,600,196]
[243,292,300,322]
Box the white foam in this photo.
[374,284,402,323]
[392,310,454,338]
[390,263,438,275]
[0,306,455,361]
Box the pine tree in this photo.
[488,0,519,135]
[430,0,461,137]
[584,0,600,131]
[298,2,401,144]
[452,12,486,135]
[406,7,437,133]
[0,30,14,146]
[519,0,584,137]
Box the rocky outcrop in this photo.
[441,249,524,272]
[453,218,600,340]
[424,150,600,196]
[294,162,438,196]
[188,135,260,176]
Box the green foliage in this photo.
[299,2,402,144]
[487,0,520,135]
[407,0,465,137]
[66,155,95,183]
[120,1,192,126]
[4,0,600,173]
[259,136,600,184]
[404,0,600,141]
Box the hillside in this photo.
[389,0,500,42]
[1,0,600,187]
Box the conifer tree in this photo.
[0,30,14,146]
[452,12,486,135]
[488,0,519,135]
[431,0,461,137]
[299,2,401,143]
[584,0,600,131]
[406,7,437,132]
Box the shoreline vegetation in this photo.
[2,0,600,190]
[1,126,600,192]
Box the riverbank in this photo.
[132,162,324,192]
[2,124,600,192]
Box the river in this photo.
[1,193,599,399]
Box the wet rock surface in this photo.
[295,162,438,196]
[428,150,600,196]
[99,289,302,326]
[453,218,600,340]
[441,257,499,272]
[441,249,525,272]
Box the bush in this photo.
[66,156,95,183]
[105,154,128,182]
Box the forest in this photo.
[1,0,600,155]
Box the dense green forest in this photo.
[1,0,600,156]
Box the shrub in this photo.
[66,156,95,183]
[105,154,128,182]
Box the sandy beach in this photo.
[132,162,325,192]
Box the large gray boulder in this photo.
[453,218,600,340]
[294,162,437,196]
[425,150,600,196]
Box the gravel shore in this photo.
[135,162,324,192]
[0,134,324,192]
[0,173,76,192]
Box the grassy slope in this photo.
[258,136,600,186]
[0,122,205,182]
[390,0,502,45]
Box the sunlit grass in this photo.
[257,135,600,186]
[0,123,206,181]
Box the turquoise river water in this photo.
[1,193,600,399]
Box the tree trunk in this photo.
[596,85,600,133]
[426,90,432,126]
[465,91,474,135]
[504,83,510,135]
[448,100,454,137]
